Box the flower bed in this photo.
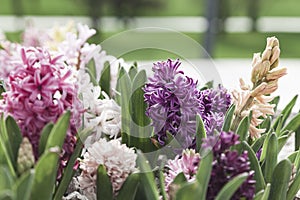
[0,24,299,200]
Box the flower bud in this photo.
[251,82,267,97]
[17,137,35,174]
[266,67,287,81]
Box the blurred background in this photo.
[0,0,300,109]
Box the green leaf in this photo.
[196,114,206,152]
[251,134,266,153]
[116,173,140,200]
[282,112,300,133]
[222,104,235,132]
[287,150,299,163]
[117,68,132,145]
[215,172,249,200]
[278,135,290,153]
[128,66,138,80]
[136,150,159,200]
[196,151,213,200]
[260,183,271,200]
[53,127,93,200]
[130,70,150,127]
[0,166,14,191]
[175,182,201,200]
[260,132,272,162]
[264,133,278,183]
[242,141,265,192]
[287,171,300,200]
[269,159,292,200]
[270,96,280,113]
[294,148,300,172]
[0,190,14,200]
[235,115,250,152]
[172,172,187,185]
[295,126,300,151]
[30,150,60,200]
[159,170,168,200]
[5,116,22,168]
[0,115,16,178]
[45,111,70,151]
[30,112,71,200]
[259,116,271,132]
[38,123,54,156]
[13,170,34,200]
[96,165,113,200]
[272,95,297,130]
[99,62,111,97]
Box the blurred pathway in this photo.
[1,15,300,32]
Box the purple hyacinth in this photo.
[202,131,256,200]
[144,59,202,148]
[199,85,231,136]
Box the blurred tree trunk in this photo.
[11,0,23,16]
[248,0,259,31]
[203,0,219,58]
[87,0,103,31]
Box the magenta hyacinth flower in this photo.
[144,59,203,148]
[0,47,83,179]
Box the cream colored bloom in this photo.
[78,139,137,198]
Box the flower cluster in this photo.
[202,131,255,199]
[76,138,137,199]
[164,131,255,199]
[231,37,287,137]
[0,47,83,178]
[144,59,202,148]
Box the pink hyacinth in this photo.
[0,47,83,178]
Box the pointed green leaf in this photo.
[0,190,14,200]
[159,169,168,200]
[13,170,34,200]
[172,172,187,185]
[99,62,111,97]
[261,183,271,200]
[278,135,290,153]
[269,159,292,200]
[175,181,200,200]
[235,115,250,152]
[53,127,94,200]
[5,116,22,168]
[196,151,213,200]
[45,111,70,150]
[283,112,300,133]
[288,150,299,163]
[30,150,60,200]
[272,95,297,130]
[196,114,206,152]
[128,66,138,80]
[116,173,140,200]
[130,69,150,127]
[259,116,271,132]
[97,165,113,200]
[251,134,266,153]
[295,126,300,151]
[294,148,300,172]
[222,104,235,132]
[287,171,300,200]
[260,131,272,162]
[215,172,249,200]
[0,166,14,191]
[264,133,278,183]
[136,150,159,200]
[270,96,280,113]
[38,123,54,156]
[242,141,265,192]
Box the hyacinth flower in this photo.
[0,47,83,179]
[164,131,255,199]
[75,138,137,199]
[144,59,203,148]
[199,85,231,136]
[231,37,287,138]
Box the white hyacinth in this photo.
[78,139,137,199]
[77,71,121,145]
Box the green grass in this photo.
[1,0,300,16]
